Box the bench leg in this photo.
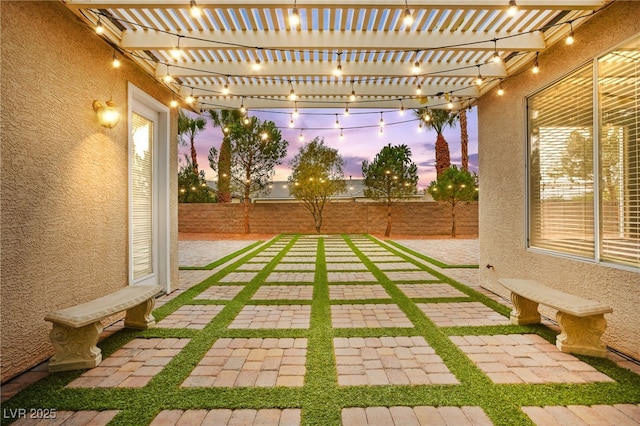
[509,293,541,325]
[124,298,156,329]
[48,322,103,372]
[556,312,608,357]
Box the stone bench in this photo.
[45,284,163,372]
[498,278,613,358]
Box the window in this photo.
[527,34,640,269]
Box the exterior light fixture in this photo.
[566,22,575,45]
[290,1,300,28]
[403,0,414,25]
[93,99,120,129]
[190,0,202,18]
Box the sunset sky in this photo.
[179,107,478,190]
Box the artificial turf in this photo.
[3,234,639,426]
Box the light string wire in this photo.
[84,2,613,132]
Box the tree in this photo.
[178,156,216,203]
[459,108,469,172]
[415,108,459,178]
[361,143,419,237]
[207,109,242,203]
[427,165,477,237]
[288,138,346,233]
[209,115,288,233]
[178,110,207,172]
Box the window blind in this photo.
[131,112,154,280]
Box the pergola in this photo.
[63,0,608,111]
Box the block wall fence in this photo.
[179,202,478,236]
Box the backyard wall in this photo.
[0,2,179,381]
[478,1,640,359]
[179,202,478,236]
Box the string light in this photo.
[185,87,195,104]
[298,129,304,141]
[170,95,178,108]
[446,93,454,109]
[399,100,405,115]
[253,58,262,71]
[566,22,575,45]
[475,65,484,85]
[403,0,414,26]
[423,109,431,122]
[416,80,422,95]
[379,112,384,127]
[189,0,202,18]
[412,60,421,74]
[170,37,183,60]
[492,40,502,63]
[335,114,340,128]
[290,1,300,28]
[344,104,350,116]
[293,102,299,118]
[497,80,505,96]
[95,16,105,34]
[507,0,518,16]
[417,121,423,132]
[334,53,343,77]
[163,72,173,83]
[339,128,344,140]
[261,131,268,140]
[112,50,121,68]
[532,52,540,74]
[350,84,356,101]
[289,81,297,100]
[222,77,230,95]
[244,115,250,125]
[240,97,246,114]
[289,114,295,128]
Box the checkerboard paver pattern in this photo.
[418,302,511,327]
[522,404,640,426]
[334,336,458,386]
[156,305,224,329]
[219,272,259,283]
[329,285,390,300]
[183,338,307,387]
[384,271,439,281]
[266,272,315,282]
[229,305,311,329]
[397,283,467,299]
[331,304,414,328]
[252,285,314,300]
[452,334,616,384]
[327,271,377,282]
[12,411,120,426]
[342,406,492,426]
[195,285,244,301]
[67,339,190,388]
[149,408,302,426]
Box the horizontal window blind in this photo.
[528,64,595,258]
[598,37,640,267]
[131,112,154,280]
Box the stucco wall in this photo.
[179,202,478,236]
[0,2,179,381]
[478,1,640,359]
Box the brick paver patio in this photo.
[4,234,639,426]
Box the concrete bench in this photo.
[45,284,163,372]
[498,278,613,358]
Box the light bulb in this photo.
[222,83,230,95]
[299,131,304,142]
[416,84,422,95]
[290,7,300,27]
[476,74,483,85]
[532,63,540,74]
[170,99,178,108]
[170,46,182,60]
[350,90,356,101]
[339,129,344,140]
[498,86,505,96]
[95,17,105,34]
[289,88,297,101]
[493,52,502,63]
[190,0,202,18]
[163,73,173,83]
[112,56,121,68]
[334,63,343,77]
[507,0,518,16]
[335,114,340,128]
[344,106,349,116]
[412,61,420,74]
[253,58,261,71]
[186,94,195,104]
[293,107,299,118]
[566,31,575,45]
[403,9,414,26]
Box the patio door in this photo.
[129,84,170,292]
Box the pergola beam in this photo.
[121,29,546,52]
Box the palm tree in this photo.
[415,108,459,178]
[178,110,207,172]
[459,108,469,172]
[207,110,243,203]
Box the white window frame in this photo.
[128,83,171,291]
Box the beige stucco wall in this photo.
[1,2,179,381]
[478,1,640,359]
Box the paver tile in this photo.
[341,406,491,425]
[327,271,377,282]
[325,263,369,271]
[375,262,421,270]
[417,302,510,326]
[454,334,616,384]
[384,271,439,281]
[331,304,413,328]
[398,283,467,299]
[229,305,311,329]
[265,272,315,282]
[156,305,224,329]
[252,285,314,300]
[220,272,259,283]
[195,285,244,301]
[329,285,390,300]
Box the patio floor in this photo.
[2,234,639,425]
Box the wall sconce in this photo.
[93,99,120,129]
